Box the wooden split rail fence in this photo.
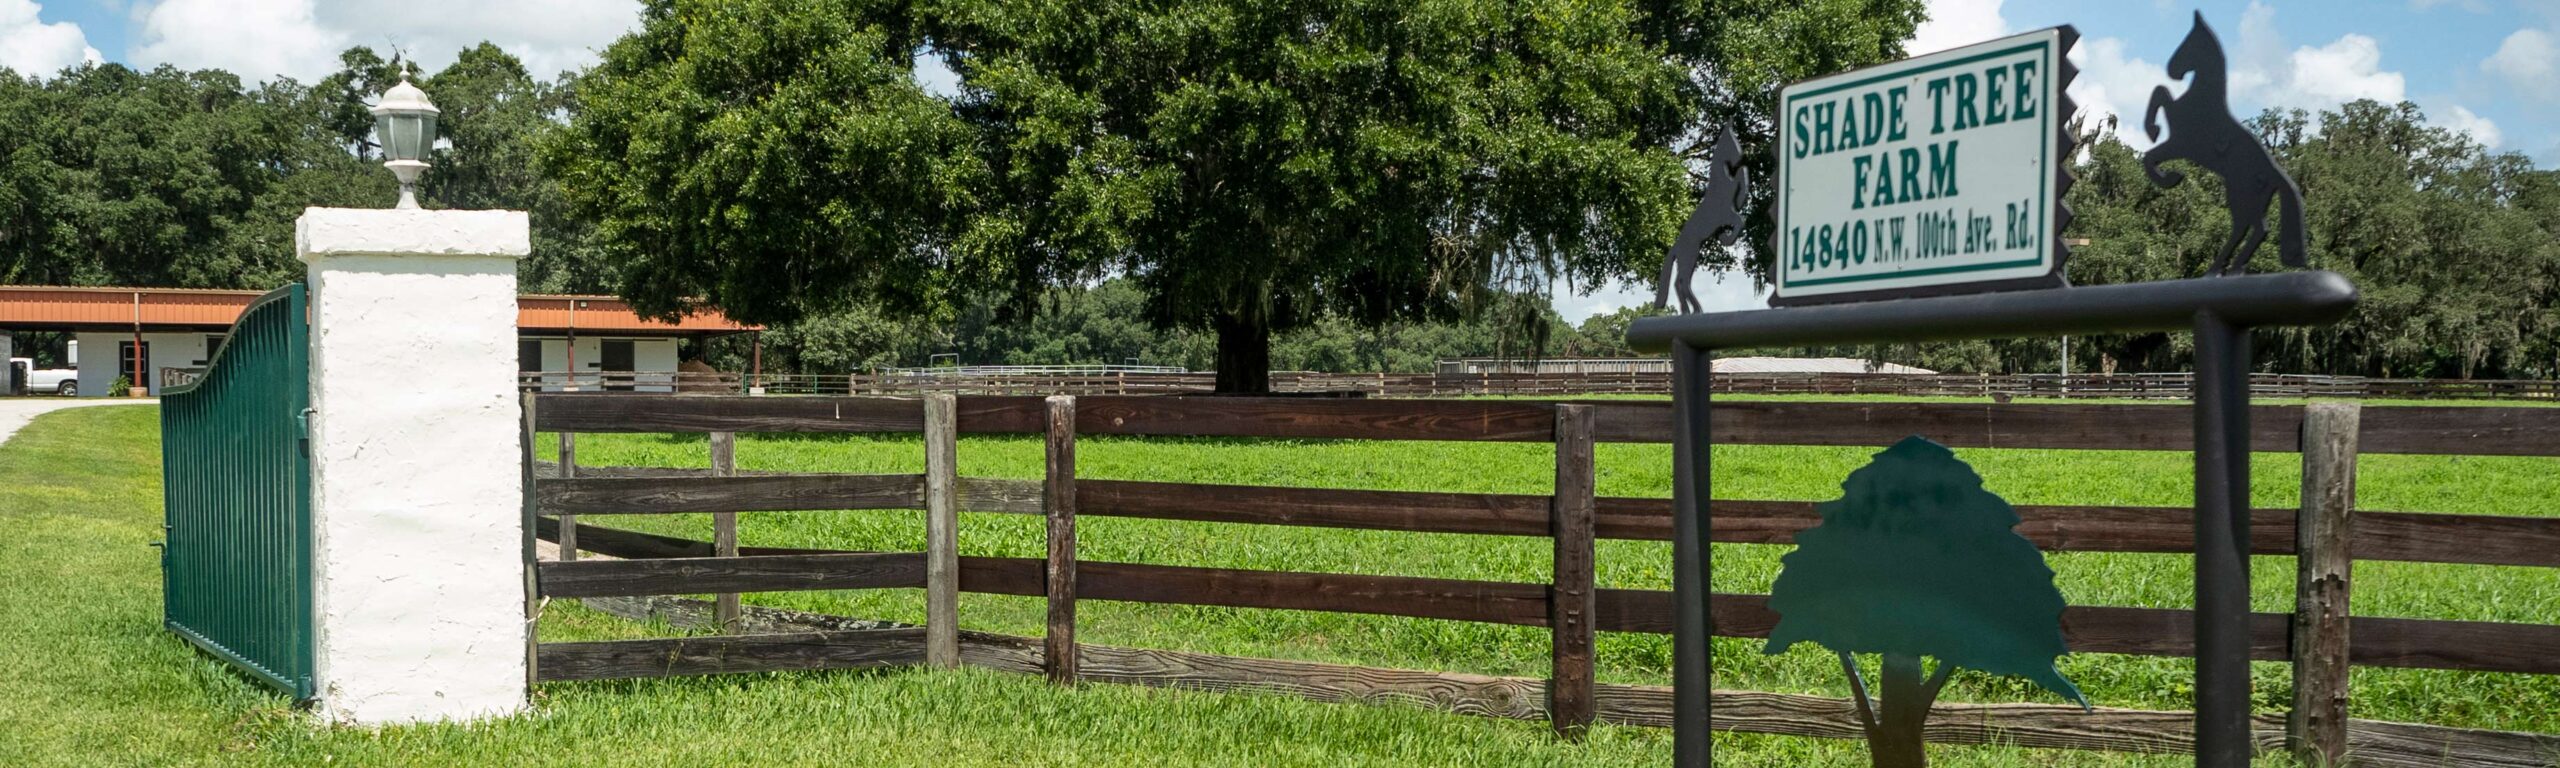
[834,370,2560,400]
[521,369,2560,400]
[521,394,2560,766]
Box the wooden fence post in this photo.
[924,393,961,668]
[1044,395,1079,684]
[2292,402,2359,765]
[1550,404,1598,738]
[557,432,578,561]
[710,431,741,631]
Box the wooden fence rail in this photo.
[524,394,2560,764]
[519,369,2560,401]
[535,393,2560,456]
[530,601,2560,768]
[825,370,2560,401]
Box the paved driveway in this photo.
[0,398,155,447]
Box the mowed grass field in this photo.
[0,401,2552,766]
[542,404,2560,741]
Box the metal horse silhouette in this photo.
[2144,12,2306,276]
[1656,126,1751,313]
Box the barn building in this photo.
[0,286,753,396]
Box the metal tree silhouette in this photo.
[1763,436,2087,768]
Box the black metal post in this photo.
[1671,341,1713,767]
[1629,274,2353,768]
[2191,311,2254,766]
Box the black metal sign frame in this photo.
[1631,13,2349,768]
[1632,274,2355,767]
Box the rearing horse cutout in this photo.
[2144,12,2307,276]
[1656,126,1751,313]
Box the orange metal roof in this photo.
[515,295,756,335]
[0,286,756,336]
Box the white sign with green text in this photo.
[1773,28,2070,304]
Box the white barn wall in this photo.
[74,331,218,396]
[535,338,570,389]
[570,336,601,380]
[637,338,678,392]
[522,336,685,391]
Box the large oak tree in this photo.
[548,0,1925,391]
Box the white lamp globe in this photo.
[370,77,441,208]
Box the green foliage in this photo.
[7,20,2558,386]
[425,45,612,294]
[0,46,598,295]
[546,0,986,325]
[699,277,1599,374]
[935,0,1704,389]
[0,65,334,288]
[554,0,1925,390]
[1561,304,1672,358]
[1764,437,2083,706]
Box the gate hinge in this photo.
[296,407,315,440]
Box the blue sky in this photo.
[2,0,2549,319]
[1999,1,2547,160]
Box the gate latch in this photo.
[296,407,315,440]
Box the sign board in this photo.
[1772,27,2075,306]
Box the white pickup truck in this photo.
[9,358,78,395]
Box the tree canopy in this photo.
[4,24,2560,383]
[0,46,603,294]
[691,276,1603,375]
[551,0,1926,391]
[545,0,984,326]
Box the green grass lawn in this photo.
[542,413,2560,742]
[4,402,2554,766]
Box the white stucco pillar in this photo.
[296,207,530,725]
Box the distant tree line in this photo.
[4,27,2558,380]
[0,45,605,295]
[697,278,1656,374]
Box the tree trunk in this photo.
[1213,308,1272,394]
[1868,653,1933,768]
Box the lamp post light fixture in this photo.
[370,75,441,209]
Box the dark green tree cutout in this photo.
[1764,436,2087,768]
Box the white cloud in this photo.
[2225,1,2284,98]
[310,0,640,79]
[1906,0,2009,56]
[132,0,344,83]
[916,51,960,98]
[2066,36,2167,148]
[2284,35,2405,106]
[128,0,638,84]
[2485,28,2559,99]
[2208,3,2407,115]
[0,0,101,78]
[2440,105,2502,148]
[1904,0,2169,149]
[1550,271,1764,323]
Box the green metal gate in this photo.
[160,284,314,699]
